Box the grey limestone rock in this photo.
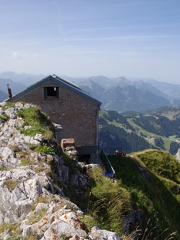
[0,102,121,240]
[89,226,121,240]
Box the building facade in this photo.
[8,75,101,163]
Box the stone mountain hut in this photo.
[7,74,101,163]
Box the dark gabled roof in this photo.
[8,74,101,105]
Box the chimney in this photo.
[7,83,12,98]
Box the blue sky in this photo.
[0,0,180,83]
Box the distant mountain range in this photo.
[0,89,7,102]
[0,78,27,97]
[0,72,180,113]
[0,71,44,86]
[78,76,180,112]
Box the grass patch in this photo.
[35,145,54,155]
[5,179,18,191]
[17,106,55,140]
[31,158,52,175]
[34,166,52,176]
[31,195,72,213]
[0,222,20,239]
[0,115,8,121]
[135,150,180,183]
[0,222,15,233]
[20,158,31,166]
[79,215,97,232]
[1,102,16,110]
[27,207,47,225]
[108,153,180,239]
[31,195,53,211]
[23,231,40,240]
[0,166,8,171]
[88,167,131,233]
[65,166,131,236]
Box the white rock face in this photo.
[0,102,121,240]
[176,148,180,161]
[89,226,121,240]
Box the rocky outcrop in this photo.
[0,102,121,240]
[176,148,180,161]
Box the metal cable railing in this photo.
[100,148,115,178]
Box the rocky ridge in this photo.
[0,102,120,240]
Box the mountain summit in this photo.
[0,102,120,240]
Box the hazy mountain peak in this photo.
[0,89,7,101]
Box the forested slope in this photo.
[99,108,180,155]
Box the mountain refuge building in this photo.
[7,74,101,163]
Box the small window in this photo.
[44,87,59,99]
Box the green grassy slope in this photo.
[108,150,180,239]
[66,150,180,239]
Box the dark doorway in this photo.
[78,154,91,164]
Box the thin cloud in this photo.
[12,52,39,60]
[64,35,180,42]
[12,52,26,60]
